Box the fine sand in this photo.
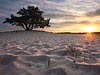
[0,31,100,75]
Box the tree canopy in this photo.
[3,6,50,31]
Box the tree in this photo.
[3,6,50,31]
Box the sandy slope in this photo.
[0,31,100,75]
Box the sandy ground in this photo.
[0,31,100,75]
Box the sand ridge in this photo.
[0,31,100,75]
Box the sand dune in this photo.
[0,31,100,75]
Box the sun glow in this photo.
[84,26,94,33]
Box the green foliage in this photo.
[3,6,50,31]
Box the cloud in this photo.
[86,8,100,17]
[47,0,65,3]
[52,20,91,25]
[94,20,100,24]
[0,0,77,22]
[65,20,90,25]
[0,23,22,31]
[78,21,91,24]
[1,0,100,32]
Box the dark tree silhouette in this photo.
[3,6,50,31]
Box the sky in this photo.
[0,0,100,33]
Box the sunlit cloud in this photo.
[0,0,100,32]
[86,8,100,17]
